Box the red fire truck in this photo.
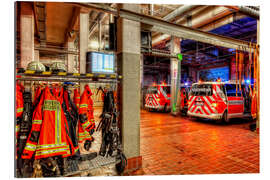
[187,81,257,123]
[145,84,171,112]
[145,83,190,112]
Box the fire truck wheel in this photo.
[222,111,230,123]
[163,104,168,112]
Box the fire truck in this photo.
[187,81,257,123]
[145,84,171,112]
[145,83,190,112]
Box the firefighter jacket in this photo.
[21,86,73,159]
[77,85,95,143]
[73,88,80,109]
[16,83,24,119]
[33,86,42,107]
[62,87,79,154]
[16,83,24,158]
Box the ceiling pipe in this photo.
[162,5,196,21]
[152,6,235,46]
[225,6,259,19]
[200,13,246,31]
[174,6,209,23]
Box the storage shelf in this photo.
[16,71,122,83]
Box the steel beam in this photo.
[35,46,79,55]
[119,9,257,51]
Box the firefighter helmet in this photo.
[50,62,67,73]
[26,61,46,72]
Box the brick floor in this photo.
[127,110,259,175]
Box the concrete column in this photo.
[79,10,89,74]
[117,4,141,159]
[20,2,34,69]
[67,40,75,73]
[140,55,144,109]
[170,36,181,114]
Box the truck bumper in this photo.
[145,104,165,111]
[187,111,223,120]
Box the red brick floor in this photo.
[127,110,259,175]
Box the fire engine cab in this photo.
[145,84,171,112]
[187,81,257,123]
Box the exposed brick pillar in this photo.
[79,9,89,74]
[20,2,34,69]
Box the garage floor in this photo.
[127,110,259,175]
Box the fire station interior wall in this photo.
[39,56,66,67]
[197,66,229,81]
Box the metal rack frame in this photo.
[16,71,122,83]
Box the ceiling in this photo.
[17,2,259,65]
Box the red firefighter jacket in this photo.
[16,83,24,158]
[21,86,73,159]
[77,85,95,143]
[33,86,42,107]
[73,88,80,109]
[16,83,24,119]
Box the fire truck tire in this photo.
[163,104,168,112]
[222,111,230,123]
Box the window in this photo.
[190,84,213,96]
[225,84,242,97]
[162,86,171,94]
[147,88,158,94]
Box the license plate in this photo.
[196,102,204,106]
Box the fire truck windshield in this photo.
[162,86,171,94]
[190,84,212,96]
[147,88,158,94]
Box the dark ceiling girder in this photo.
[65,2,117,15]
[119,9,257,51]
[34,2,46,47]
[64,6,81,44]
[35,46,79,55]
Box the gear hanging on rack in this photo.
[16,71,122,177]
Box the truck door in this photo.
[225,84,244,115]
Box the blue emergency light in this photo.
[245,79,251,84]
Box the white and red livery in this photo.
[145,84,171,111]
[187,81,256,122]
